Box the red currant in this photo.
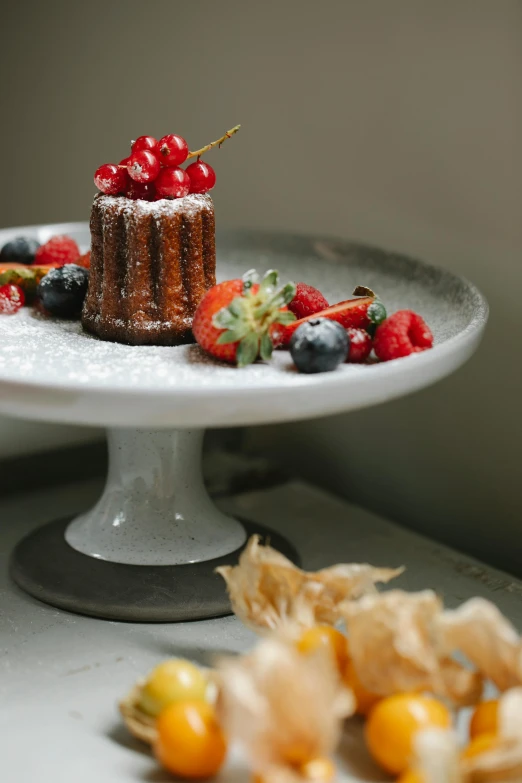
[94,163,129,195]
[128,150,161,183]
[158,135,189,166]
[186,161,216,194]
[131,135,158,154]
[155,167,191,199]
[0,284,25,314]
[126,180,156,201]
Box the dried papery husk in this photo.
[217,636,354,781]
[462,688,522,782]
[216,535,403,633]
[413,729,463,783]
[413,692,522,783]
[341,589,482,706]
[251,758,336,783]
[437,598,522,693]
[119,680,158,745]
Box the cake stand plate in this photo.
[0,223,488,621]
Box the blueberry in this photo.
[37,264,89,318]
[290,318,349,373]
[0,236,40,265]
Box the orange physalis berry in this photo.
[469,699,499,740]
[365,693,451,775]
[296,625,349,673]
[154,700,227,779]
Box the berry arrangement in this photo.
[0,233,89,316]
[118,535,522,783]
[0,235,434,373]
[94,125,240,202]
[193,270,434,372]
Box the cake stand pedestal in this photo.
[0,223,488,622]
[10,427,297,621]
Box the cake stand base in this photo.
[9,427,299,622]
[10,518,297,622]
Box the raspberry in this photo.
[34,235,80,267]
[288,283,329,320]
[374,310,433,361]
[346,328,373,363]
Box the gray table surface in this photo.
[1,477,520,782]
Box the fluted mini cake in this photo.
[82,193,216,346]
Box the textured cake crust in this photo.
[82,193,216,346]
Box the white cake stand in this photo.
[0,222,488,621]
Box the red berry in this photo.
[0,284,25,314]
[186,161,216,194]
[35,235,80,267]
[346,328,373,363]
[373,310,433,362]
[131,135,158,154]
[158,134,189,166]
[94,163,129,195]
[119,155,132,167]
[155,167,191,199]
[128,150,161,183]
[193,279,245,363]
[76,250,91,269]
[193,270,294,366]
[288,283,329,320]
[126,180,157,201]
[276,296,375,348]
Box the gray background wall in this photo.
[1,1,521,570]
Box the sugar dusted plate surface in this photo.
[0,223,487,427]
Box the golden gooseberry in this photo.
[296,625,349,673]
[461,732,499,761]
[300,757,336,781]
[365,693,451,776]
[342,656,381,716]
[469,699,499,740]
[253,757,335,783]
[138,658,208,717]
[155,700,227,779]
[397,770,425,783]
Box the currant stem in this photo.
[187,125,241,160]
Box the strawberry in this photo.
[192,270,296,366]
[274,287,387,348]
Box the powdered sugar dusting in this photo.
[0,226,487,427]
[95,192,213,219]
[43,264,88,291]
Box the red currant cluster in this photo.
[94,125,240,202]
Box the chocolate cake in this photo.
[82,193,216,345]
